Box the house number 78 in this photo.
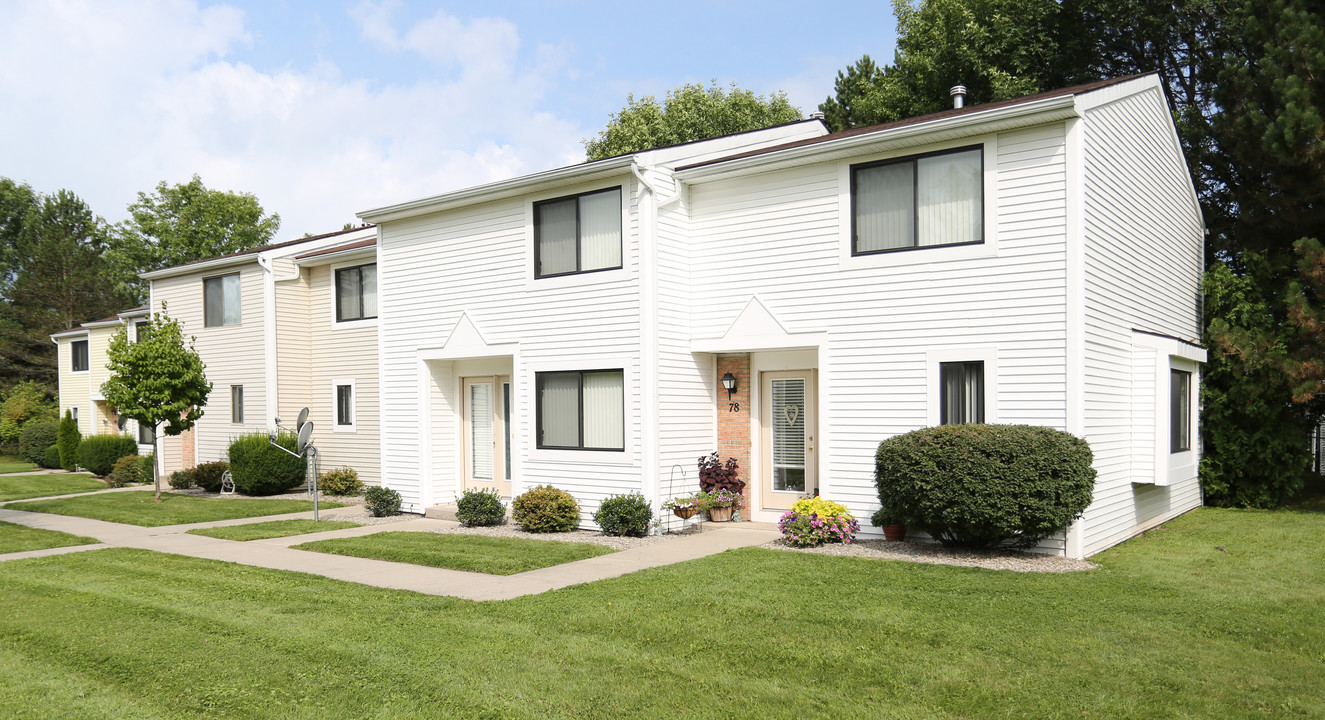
[728,402,740,413]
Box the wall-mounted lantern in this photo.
[721,372,738,399]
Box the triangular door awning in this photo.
[691,296,825,353]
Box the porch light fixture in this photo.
[721,372,737,399]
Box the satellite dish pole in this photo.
[270,407,320,521]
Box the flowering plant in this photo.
[661,494,702,511]
[697,488,745,510]
[778,495,859,548]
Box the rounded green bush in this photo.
[168,468,197,490]
[192,461,230,493]
[77,435,138,477]
[319,466,364,496]
[105,455,143,488]
[512,485,580,533]
[227,432,305,496]
[139,454,156,484]
[593,493,653,537]
[455,488,507,527]
[874,424,1097,549]
[19,421,59,464]
[365,486,402,517]
[42,444,61,470]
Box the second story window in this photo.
[534,187,622,278]
[335,263,377,322]
[204,273,242,327]
[852,145,983,255]
[71,340,89,372]
[134,321,149,342]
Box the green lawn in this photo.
[0,456,37,474]
[295,532,615,575]
[0,521,98,554]
[7,491,343,527]
[188,519,359,542]
[0,506,1321,719]
[0,473,104,502]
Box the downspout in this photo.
[257,254,280,431]
[631,162,663,514]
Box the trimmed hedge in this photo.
[168,468,197,490]
[319,466,363,496]
[593,493,653,537]
[365,486,402,517]
[57,411,79,471]
[42,445,61,470]
[19,421,59,465]
[106,455,144,488]
[227,432,305,496]
[77,435,138,477]
[456,488,506,527]
[193,461,230,493]
[874,424,1096,550]
[512,485,579,533]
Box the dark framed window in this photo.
[135,321,149,342]
[335,263,377,322]
[536,369,624,450]
[1171,369,1191,453]
[534,187,622,278]
[138,422,155,445]
[336,384,354,426]
[940,361,985,425]
[231,385,244,424]
[204,273,242,327]
[852,145,984,255]
[71,340,89,371]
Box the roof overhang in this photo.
[81,319,124,329]
[50,328,88,341]
[140,254,259,281]
[357,156,635,225]
[676,96,1080,184]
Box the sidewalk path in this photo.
[0,496,780,600]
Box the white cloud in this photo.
[0,0,587,239]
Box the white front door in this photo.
[462,376,512,497]
[760,370,817,511]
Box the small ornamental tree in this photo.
[100,310,211,501]
[57,409,79,471]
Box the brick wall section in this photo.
[181,426,195,469]
[716,353,753,516]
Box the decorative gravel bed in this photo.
[420,523,683,551]
[762,538,1097,573]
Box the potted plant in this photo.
[871,507,907,542]
[662,494,702,519]
[699,488,744,522]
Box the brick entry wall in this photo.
[716,353,753,517]
[181,426,195,469]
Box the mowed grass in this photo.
[0,505,1322,719]
[295,531,615,575]
[0,473,104,502]
[0,456,37,474]
[188,519,359,542]
[7,491,343,527]
[0,521,98,554]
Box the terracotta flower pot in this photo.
[883,524,907,542]
[672,506,698,519]
[708,506,734,522]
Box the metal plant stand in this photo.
[663,464,702,535]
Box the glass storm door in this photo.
[462,376,511,497]
[761,370,817,512]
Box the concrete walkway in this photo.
[0,492,780,600]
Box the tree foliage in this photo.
[584,82,801,161]
[100,312,211,500]
[0,381,55,447]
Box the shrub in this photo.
[168,468,197,490]
[227,432,305,496]
[455,488,506,527]
[0,381,55,446]
[512,485,579,533]
[42,444,61,470]
[105,455,144,488]
[57,410,80,471]
[365,486,402,517]
[77,435,138,476]
[19,420,59,464]
[874,424,1097,550]
[593,493,653,537]
[139,454,156,484]
[697,452,744,494]
[319,466,364,496]
[778,496,859,548]
[193,461,230,493]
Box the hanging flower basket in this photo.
[672,506,698,519]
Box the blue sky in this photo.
[0,1,897,238]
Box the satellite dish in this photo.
[297,421,314,454]
[296,407,309,429]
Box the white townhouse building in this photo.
[359,73,1206,558]
[52,306,157,458]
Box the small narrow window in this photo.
[939,361,985,425]
[231,385,244,424]
[71,340,89,371]
[71,407,79,426]
[135,321,149,342]
[1171,369,1191,453]
[534,188,622,278]
[536,369,624,450]
[204,274,242,327]
[335,264,377,322]
[336,384,354,426]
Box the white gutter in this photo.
[258,254,280,429]
[677,95,1081,183]
[630,163,662,511]
[140,253,258,281]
